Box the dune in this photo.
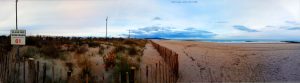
[153,40,300,82]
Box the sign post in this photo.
[11,29,26,61]
[11,30,26,45]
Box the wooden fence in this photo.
[0,54,67,83]
[150,40,179,82]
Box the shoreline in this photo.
[155,39,300,44]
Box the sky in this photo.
[0,0,299,40]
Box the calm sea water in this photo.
[172,39,300,43]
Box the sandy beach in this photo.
[153,40,300,82]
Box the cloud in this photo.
[215,21,228,23]
[153,17,162,21]
[233,25,258,32]
[283,27,300,30]
[287,27,300,30]
[126,26,217,39]
[285,21,300,25]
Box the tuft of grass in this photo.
[136,56,141,63]
[123,39,138,45]
[76,45,88,54]
[40,44,62,59]
[98,45,105,55]
[65,62,74,70]
[115,45,126,53]
[128,47,138,56]
[87,41,100,48]
[104,50,116,71]
[23,46,39,58]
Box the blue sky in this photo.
[0,0,299,40]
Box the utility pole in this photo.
[105,16,108,40]
[16,0,18,30]
[16,0,20,61]
[128,29,130,39]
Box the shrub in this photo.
[87,42,99,48]
[115,45,126,53]
[136,56,141,62]
[104,50,116,71]
[123,39,138,45]
[76,46,88,54]
[0,36,12,54]
[128,47,138,56]
[98,46,104,55]
[23,46,39,58]
[65,62,74,70]
[68,45,77,52]
[77,57,93,82]
[40,45,61,59]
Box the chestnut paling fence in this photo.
[0,54,69,83]
[150,40,179,82]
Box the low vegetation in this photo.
[0,35,148,82]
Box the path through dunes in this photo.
[154,40,300,82]
[141,43,174,83]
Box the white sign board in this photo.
[11,29,26,45]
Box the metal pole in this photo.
[128,30,130,39]
[16,0,18,30]
[16,0,20,66]
[105,16,108,39]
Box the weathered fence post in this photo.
[130,66,135,83]
[159,62,162,83]
[85,74,89,83]
[23,59,26,83]
[146,65,148,83]
[139,68,141,83]
[163,63,165,83]
[42,63,47,83]
[13,62,17,83]
[102,73,105,83]
[52,66,55,83]
[36,61,39,83]
[7,56,10,83]
[59,69,62,83]
[67,66,73,83]
[28,58,36,83]
[126,72,129,83]
[155,63,157,83]
[166,65,168,83]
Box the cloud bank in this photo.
[127,26,217,39]
[153,17,162,21]
[233,25,258,32]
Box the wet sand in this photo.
[154,40,300,82]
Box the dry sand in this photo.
[141,43,166,83]
[153,40,300,82]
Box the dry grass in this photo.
[1,36,148,82]
[40,44,62,59]
[76,45,88,54]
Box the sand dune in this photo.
[154,40,300,82]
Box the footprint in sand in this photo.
[232,58,241,66]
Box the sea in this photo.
[171,39,300,43]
